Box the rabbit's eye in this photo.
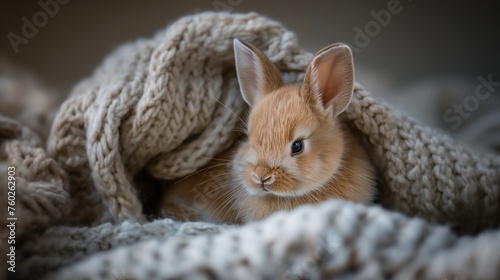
[291,140,304,155]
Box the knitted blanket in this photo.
[1,12,499,280]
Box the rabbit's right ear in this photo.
[233,39,283,106]
[301,43,354,117]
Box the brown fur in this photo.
[157,41,376,224]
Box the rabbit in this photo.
[157,39,377,224]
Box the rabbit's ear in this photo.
[301,43,354,117]
[233,39,284,107]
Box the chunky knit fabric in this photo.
[0,12,499,280]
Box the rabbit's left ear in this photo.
[233,39,284,107]
[301,43,354,117]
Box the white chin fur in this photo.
[271,187,314,198]
[243,186,269,197]
[243,183,314,198]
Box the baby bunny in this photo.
[157,39,376,224]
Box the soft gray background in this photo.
[1,0,499,151]
[2,1,499,89]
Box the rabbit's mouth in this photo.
[242,184,271,197]
[243,181,318,198]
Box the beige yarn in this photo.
[0,11,499,279]
[0,115,69,233]
[345,86,500,233]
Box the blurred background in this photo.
[1,0,499,152]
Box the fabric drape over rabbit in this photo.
[1,12,499,280]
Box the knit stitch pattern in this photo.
[0,12,499,280]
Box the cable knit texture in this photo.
[0,12,499,280]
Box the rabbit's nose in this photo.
[261,175,273,183]
[251,173,274,190]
